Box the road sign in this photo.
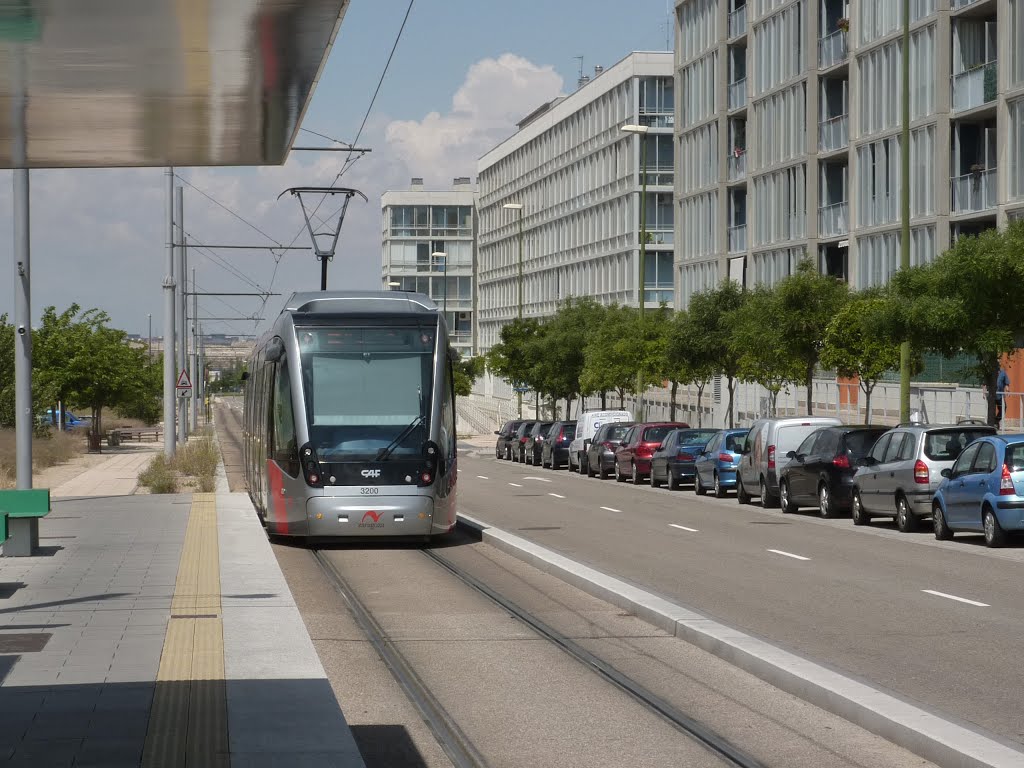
[176,369,192,398]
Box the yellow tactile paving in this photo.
[142,492,229,768]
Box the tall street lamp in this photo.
[432,250,448,327]
[621,123,650,421]
[503,202,525,417]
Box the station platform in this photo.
[0,450,366,767]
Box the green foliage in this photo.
[730,286,803,413]
[821,291,901,388]
[486,318,545,392]
[0,316,14,428]
[115,354,164,425]
[453,355,485,397]
[687,281,747,425]
[139,455,178,494]
[580,305,639,400]
[208,361,246,393]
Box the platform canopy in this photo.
[0,0,351,168]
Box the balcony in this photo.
[639,113,674,128]
[951,168,997,213]
[728,224,747,253]
[818,114,849,153]
[818,201,849,238]
[951,62,997,112]
[728,149,747,181]
[951,0,982,9]
[728,5,747,39]
[818,30,847,70]
[727,78,748,110]
[646,228,675,245]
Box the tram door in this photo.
[266,357,307,535]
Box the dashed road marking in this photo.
[767,549,810,561]
[549,493,565,499]
[922,589,989,607]
[476,475,489,480]
[669,524,699,532]
[524,476,552,482]
[508,482,522,488]
[600,506,621,513]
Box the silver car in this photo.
[851,423,996,531]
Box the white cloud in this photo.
[0,54,563,337]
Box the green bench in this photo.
[0,489,51,557]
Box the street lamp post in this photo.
[621,124,650,422]
[503,203,525,417]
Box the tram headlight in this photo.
[299,442,324,488]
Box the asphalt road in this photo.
[456,446,1024,749]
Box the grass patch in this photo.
[0,429,86,489]
[138,455,178,494]
[138,433,220,494]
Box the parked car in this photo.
[693,428,750,497]
[541,420,577,469]
[494,420,526,460]
[568,409,633,474]
[737,416,843,507]
[932,434,1024,547]
[650,428,719,490]
[511,421,539,463]
[852,423,996,531]
[586,422,635,478]
[614,422,688,483]
[778,425,889,517]
[38,408,90,431]
[523,421,554,465]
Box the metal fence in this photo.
[818,30,847,69]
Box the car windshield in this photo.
[924,428,994,461]
[843,430,887,458]
[676,429,718,445]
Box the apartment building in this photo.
[380,178,477,355]
[475,52,675,353]
[674,0,1024,305]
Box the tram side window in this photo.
[272,360,298,475]
[439,357,456,471]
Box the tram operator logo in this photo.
[359,510,384,529]
[361,468,381,478]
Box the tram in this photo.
[242,291,457,541]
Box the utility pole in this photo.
[502,203,525,418]
[190,266,198,432]
[148,313,152,361]
[163,168,177,458]
[899,0,911,422]
[175,185,187,445]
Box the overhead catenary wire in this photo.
[174,173,285,251]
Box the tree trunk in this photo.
[600,391,607,409]
[669,381,678,421]
[862,380,875,425]
[618,389,625,408]
[695,383,705,427]
[727,376,736,428]
[566,395,573,420]
[806,365,815,415]
[985,364,1000,427]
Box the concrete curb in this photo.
[458,513,1024,768]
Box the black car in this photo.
[586,422,635,478]
[494,420,526,460]
[523,421,554,465]
[541,420,577,469]
[511,421,538,463]
[649,428,720,489]
[779,425,889,518]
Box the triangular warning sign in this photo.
[176,369,192,389]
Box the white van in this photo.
[736,416,842,507]
[568,410,633,474]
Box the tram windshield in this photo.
[297,325,435,461]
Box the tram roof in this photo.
[284,291,439,315]
[0,0,351,168]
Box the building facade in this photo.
[674,0,1024,305]
[380,178,477,355]
[475,52,675,353]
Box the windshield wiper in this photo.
[376,415,425,461]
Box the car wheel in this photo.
[694,470,706,496]
[615,462,627,483]
[667,468,678,491]
[631,462,640,484]
[852,491,870,526]
[760,477,777,508]
[895,495,918,532]
[779,481,797,514]
[496,446,502,460]
[737,476,750,505]
[983,507,1007,548]
[933,502,953,540]
[650,467,661,488]
[713,473,726,498]
[818,483,837,519]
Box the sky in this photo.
[0,0,673,339]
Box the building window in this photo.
[1010,98,1024,200]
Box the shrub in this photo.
[139,455,178,494]
[172,438,219,479]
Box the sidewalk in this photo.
[50,445,162,498]
[0,444,365,766]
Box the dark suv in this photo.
[541,421,577,469]
[523,421,554,465]
[778,425,889,517]
[494,420,526,460]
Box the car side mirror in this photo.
[940,468,952,478]
[786,450,796,459]
[619,440,628,447]
[494,430,501,436]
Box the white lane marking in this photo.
[600,506,621,513]
[549,493,565,499]
[767,549,811,561]
[669,524,699,532]
[921,589,989,607]
[524,476,552,483]
[476,475,489,480]
[508,482,522,488]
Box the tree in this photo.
[115,355,164,424]
[820,291,902,424]
[687,281,747,427]
[0,315,15,428]
[580,305,638,409]
[730,286,803,417]
[453,355,485,397]
[871,222,1024,425]
[772,260,849,414]
[532,298,605,418]
[665,309,716,425]
[486,318,546,409]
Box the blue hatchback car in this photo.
[693,428,750,498]
[932,434,1024,547]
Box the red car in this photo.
[614,422,689,483]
